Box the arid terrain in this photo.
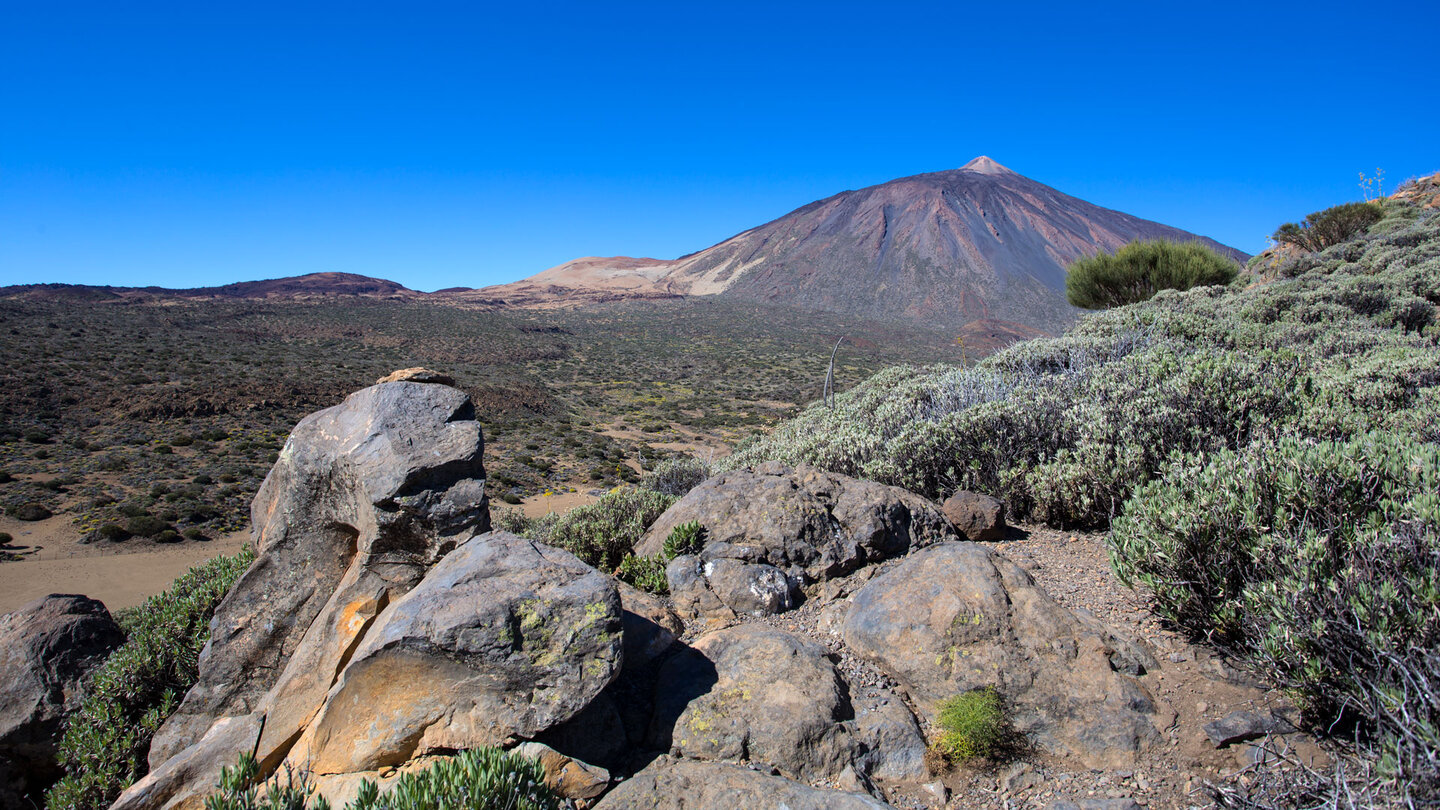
[0,293,963,584]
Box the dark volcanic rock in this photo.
[1203,710,1297,748]
[638,463,956,619]
[593,758,895,810]
[150,379,490,766]
[940,490,1007,541]
[287,532,622,774]
[843,542,1164,768]
[0,594,124,799]
[647,623,854,780]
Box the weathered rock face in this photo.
[285,532,622,774]
[593,758,895,810]
[940,490,1007,541]
[110,714,264,810]
[0,594,124,799]
[843,542,1163,768]
[647,623,855,780]
[151,380,490,766]
[638,463,956,619]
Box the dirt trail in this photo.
[0,514,248,614]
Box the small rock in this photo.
[1203,710,1297,748]
[375,367,455,385]
[940,491,1006,541]
[1195,701,1208,715]
[1002,762,1044,793]
[921,781,949,807]
[514,742,611,800]
[1049,800,1143,810]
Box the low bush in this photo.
[204,747,559,810]
[1272,201,1385,252]
[1065,240,1239,309]
[934,687,1007,762]
[662,520,706,558]
[16,502,53,521]
[96,523,129,541]
[124,515,170,537]
[46,548,255,810]
[639,456,711,496]
[545,487,677,572]
[1111,433,1439,802]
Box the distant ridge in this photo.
[0,272,414,301]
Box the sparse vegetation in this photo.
[204,748,559,810]
[0,297,960,547]
[933,687,1007,762]
[737,189,1440,803]
[1065,239,1239,309]
[538,487,677,572]
[46,548,255,810]
[1272,201,1385,252]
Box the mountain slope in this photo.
[663,157,1245,331]
[479,157,1246,334]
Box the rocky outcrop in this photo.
[638,463,956,619]
[375,367,455,386]
[110,714,264,810]
[648,624,855,780]
[593,758,895,810]
[940,490,1007,541]
[285,532,622,774]
[148,379,490,766]
[843,542,1164,768]
[0,594,124,802]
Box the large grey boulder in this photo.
[647,623,854,780]
[843,542,1165,768]
[0,594,124,799]
[637,463,956,619]
[284,532,622,775]
[593,758,895,810]
[151,380,490,766]
[0,593,123,795]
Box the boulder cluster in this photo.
[1,376,1175,809]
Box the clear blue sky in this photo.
[3,1,1436,291]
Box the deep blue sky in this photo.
[3,1,1436,291]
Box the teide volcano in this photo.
[477,157,1247,335]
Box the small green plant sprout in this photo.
[662,520,707,558]
[616,553,669,594]
[204,753,329,810]
[934,687,1006,762]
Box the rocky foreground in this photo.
[1,375,1321,809]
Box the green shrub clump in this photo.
[615,520,709,595]
[46,548,255,810]
[1065,239,1239,309]
[1272,201,1385,253]
[205,748,559,810]
[661,520,706,558]
[1112,433,1439,800]
[727,202,1440,528]
[544,487,677,572]
[639,456,711,496]
[934,687,1006,761]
